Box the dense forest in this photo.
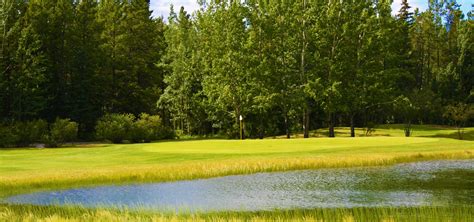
[0,0,473,142]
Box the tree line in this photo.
[1,0,473,141]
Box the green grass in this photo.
[276,124,474,140]
[1,204,473,221]
[1,124,473,221]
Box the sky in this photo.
[150,0,472,19]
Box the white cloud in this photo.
[150,0,200,19]
[392,0,472,15]
[391,0,426,15]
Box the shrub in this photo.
[0,124,20,148]
[443,103,474,140]
[130,113,173,142]
[43,118,78,147]
[0,120,48,148]
[159,126,176,140]
[129,113,155,143]
[96,113,135,143]
[142,114,176,140]
[15,120,48,146]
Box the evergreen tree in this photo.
[98,0,125,113]
[398,0,413,24]
[69,0,103,135]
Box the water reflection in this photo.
[4,160,473,211]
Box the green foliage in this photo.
[0,124,20,148]
[1,0,473,139]
[130,113,162,143]
[98,113,174,143]
[14,119,48,146]
[95,113,135,144]
[159,7,207,135]
[0,118,83,148]
[43,118,78,147]
[0,119,55,148]
[443,103,474,139]
[394,96,419,137]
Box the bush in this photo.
[97,113,174,143]
[129,113,174,142]
[43,118,78,147]
[0,119,77,148]
[15,120,48,146]
[0,120,48,148]
[129,113,155,143]
[96,113,135,143]
[159,126,176,140]
[0,124,20,148]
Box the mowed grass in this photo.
[278,124,474,140]
[1,125,473,221]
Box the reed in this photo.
[1,204,473,221]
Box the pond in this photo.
[3,160,473,212]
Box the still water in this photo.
[4,160,474,211]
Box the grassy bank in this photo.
[1,204,473,222]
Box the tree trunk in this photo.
[242,121,245,140]
[284,113,290,139]
[350,115,355,137]
[301,0,308,139]
[328,113,335,137]
[457,124,464,140]
[303,108,310,138]
[404,120,411,137]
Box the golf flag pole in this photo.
[239,115,243,140]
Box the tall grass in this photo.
[1,204,473,221]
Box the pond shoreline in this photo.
[3,159,473,213]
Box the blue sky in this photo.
[150,0,472,19]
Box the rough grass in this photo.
[1,125,473,221]
[1,204,473,221]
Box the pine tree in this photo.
[98,0,164,115]
[69,0,103,134]
[12,23,47,120]
[398,0,413,25]
[0,0,18,119]
[98,0,125,113]
[1,0,49,121]
[123,0,165,115]
[43,0,75,120]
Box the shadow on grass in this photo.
[422,131,474,141]
[377,124,458,131]
[0,143,111,151]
